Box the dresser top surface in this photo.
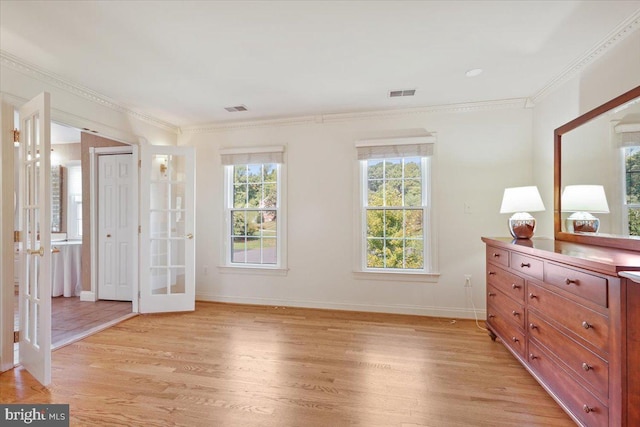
[482,237,640,276]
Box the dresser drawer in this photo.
[487,302,525,359]
[486,246,509,268]
[528,341,608,427]
[545,262,608,307]
[527,282,609,353]
[511,252,543,280]
[528,310,608,397]
[486,265,525,302]
[487,284,525,330]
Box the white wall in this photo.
[180,106,533,318]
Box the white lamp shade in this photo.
[561,185,609,213]
[499,186,545,214]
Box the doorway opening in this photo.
[12,119,136,363]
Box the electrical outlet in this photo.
[464,274,472,287]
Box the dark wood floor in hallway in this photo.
[1,302,574,426]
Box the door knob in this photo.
[26,247,44,257]
[186,233,194,239]
[106,234,111,238]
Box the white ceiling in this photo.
[1,1,639,129]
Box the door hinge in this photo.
[13,331,19,343]
[14,230,21,243]
[138,290,141,299]
[12,129,20,143]
[138,225,141,234]
[138,159,141,168]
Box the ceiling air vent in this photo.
[389,89,416,98]
[225,105,248,112]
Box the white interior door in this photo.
[18,92,52,386]
[98,154,134,301]
[140,145,195,313]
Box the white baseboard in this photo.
[79,291,97,302]
[195,292,486,320]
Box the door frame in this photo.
[87,145,139,313]
[0,98,16,372]
[0,92,142,372]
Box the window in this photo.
[221,146,285,268]
[357,136,434,273]
[624,146,640,236]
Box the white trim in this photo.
[52,313,137,350]
[1,92,142,146]
[79,291,97,302]
[217,266,289,276]
[615,123,640,133]
[195,293,484,320]
[0,98,15,372]
[352,271,440,282]
[182,98,527,133]
[531,10,640,104]
[355,135,436,148]
[219,145,285,155]
[0,51,179,134]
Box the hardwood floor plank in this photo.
[1,302,574,426]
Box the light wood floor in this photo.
[1,302,574,427]
[13,288,132,348]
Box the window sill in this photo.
[352,270,440,283]
[218,265,289,276]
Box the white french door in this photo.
[139,145,195,313]
[18,92,52,386]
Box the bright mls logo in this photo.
[1,404,69,426]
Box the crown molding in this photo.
[0,50,180,134]
[531,9,640,104]
[181,98,528,133]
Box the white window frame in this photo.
[355,136,437,278]
[220,146,287,272]
[622,145,640,236]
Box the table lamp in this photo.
[561,185,609,233]
[500,186,545,239]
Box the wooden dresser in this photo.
[482,237,640,427]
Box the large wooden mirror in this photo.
[555,85,640,251]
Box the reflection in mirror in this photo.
[560,95,640,237]
[556,85,640,251]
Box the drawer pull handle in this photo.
[511,337,519,343]
[511,283,521,290]
[488,271,496,276]
[583,404,594,414]
[488,292,496,297]
[582,321,593,330]
[582,363,593,372]
[520,263,531,268]
[512,310,520,317]
[488,314,496,319]
[529,323,538,330]
[565,278,577,285]
[492,253,500,258]
[529,353,538,361]
[529,293,538,299]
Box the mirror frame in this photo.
[554,85,640,251]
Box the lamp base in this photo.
[508,212,536,239]
[566,211,600,233]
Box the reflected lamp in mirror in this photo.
[561,185,609,233]
[499,186,545,239]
